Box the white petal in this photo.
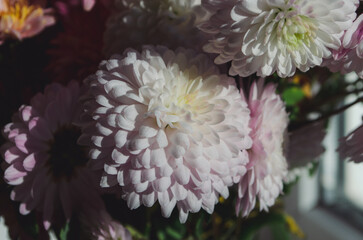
[152,177,171,192]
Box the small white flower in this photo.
[80,46,252,223]
[199,0,358,78]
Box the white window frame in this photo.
[284,112,363,240]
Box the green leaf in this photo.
[157,231,166,240]
[166,226,183,239]
[270,223,290,240]
[282,87,305,106]
[125,225,146,239]
[59,222,70,240]
[195,214,204,239]
[308,161,319,176]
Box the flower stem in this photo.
[291,95,363,130]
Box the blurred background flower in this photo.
[0,0,55,44]
[237,79,288,217]
[103,0,207,57]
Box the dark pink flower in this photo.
[1,82,103,229]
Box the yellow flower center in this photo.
[0,0,44,33]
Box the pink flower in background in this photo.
[236,79,288,217]
[1,82,103,229]
[199,0,358,78]
[81,210,132,240]
[338,122,363,163]
[0,0,55,44]
[54,0,112,14]
[80,46,252,223]
[82,0,95,10]
[325,14,363,78]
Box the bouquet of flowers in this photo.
[0,0,362,239]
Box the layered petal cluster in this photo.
[103,0,207,57]
[1,82,103,229]
[80,46,252,222]
[236,80,288,217]
[325,14,363,78]
[0,0,55,44]
[199,0,358,78]
[338,122,363,163]
[81,210,132,240]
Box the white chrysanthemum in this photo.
[80,46,252,223]
[199,0,358,78]
[236,80,288,217]
[103,0,206,57]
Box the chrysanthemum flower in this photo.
[325,14,363,78]
[236,79,288,217]
[80,46,252,223]
[338,122,363,163]
[1,82,103,229]
[0,0,55,44]
[103,0,207,57]
[81,210,132,240]
[199,0,358,78]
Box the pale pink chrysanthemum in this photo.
[80,46,252,223]
[325,14,363,78]
[199,0,358,78]
[1,82,103,230]
[236,79,288,217]
[103,0,207,57]
[338,121,363,163]
[0,0,55,44]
